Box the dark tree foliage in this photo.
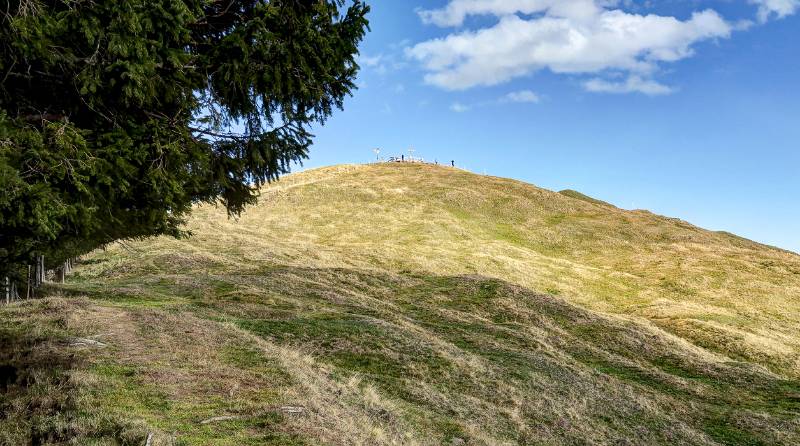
[0,0,370,280]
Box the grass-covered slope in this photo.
[195,163,800,375]
[2,163,799,445]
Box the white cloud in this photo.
[450,102,471,112]
[358,54,389,75]
[408,1,734,94]
[750,0,800,22]
[357,53,406,76]
[502,90,541,103]
[358,54,383,67]
[418,0,606,27]
[583,75,674,95]
[448,91,541,112]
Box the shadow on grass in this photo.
[162,265,800,445]
[30,263,800,445]
[0,310,145,445]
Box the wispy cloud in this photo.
[358,52,407,76]
[750,0,800,23]
[358,54,383,68]
[583,76,675,96]
[450,102,471,113]
[501,90,541,103]
[449,90,542,112]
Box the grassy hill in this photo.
[2,163,799,445]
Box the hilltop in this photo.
[193,163,800,374]
[2,163,799,445]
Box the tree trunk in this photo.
[4,277,9,305]
[37,255,45,286]
[56,266,65,284]
[27,265,32,299]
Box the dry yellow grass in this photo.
[2,162,799,445]
[181,163,800,376]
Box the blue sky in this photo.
[302,0,800,253]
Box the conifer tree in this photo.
[0,0,370,286]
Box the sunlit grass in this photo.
[2,163,799,445]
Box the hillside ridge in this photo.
[295,163,791,255]
[246,163,800,375]
[2,162,799,445]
